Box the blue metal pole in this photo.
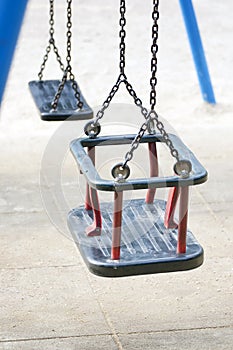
[179,0,216,104]
[0,0,28,105]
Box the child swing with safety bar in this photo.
[66,0,208,277]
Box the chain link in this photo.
[38,0,65,80]
[51,0,83,110]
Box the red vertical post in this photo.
[85,147,102,236]
[85,184,92,210]
[146,142,158,204]
[164,187,180,229]
[85,147,95,210]
[111,191,123,260]
[86,187,102,236]
[177,186,189,254]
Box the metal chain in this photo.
[38,0,65,80]
[119,0,126,75]
[90,0,128,127]
[125,80,148,119]
[123,120,148,167]
[148,0,179,161]
[119,0,148,119]
[95,75,123,124]
[150,0,159,110]
[51,0,83,110]
[123,110,179,166]
[150,111,179,160]
[87,0,148,135]
[122,0,180,168]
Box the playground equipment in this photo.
[29,0,93,121]
[67,0,208,277]
[0,1,210,278]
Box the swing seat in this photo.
[29,80,93,121]
[68,133,207,278]
[68,199,204,278]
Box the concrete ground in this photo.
[0,0,232,349]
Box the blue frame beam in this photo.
[179,0,216,104]
[0,0,28,105]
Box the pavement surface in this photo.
[0,0,232,349]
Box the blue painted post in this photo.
[179,0,216,104]
[0,0,28,105]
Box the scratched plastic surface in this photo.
[29,80,93,121]
[68,199,203,277]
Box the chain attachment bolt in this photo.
[84,121,101,138]
[174,160,192,178]
[147,119,156,134]
[112,163,130,182]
